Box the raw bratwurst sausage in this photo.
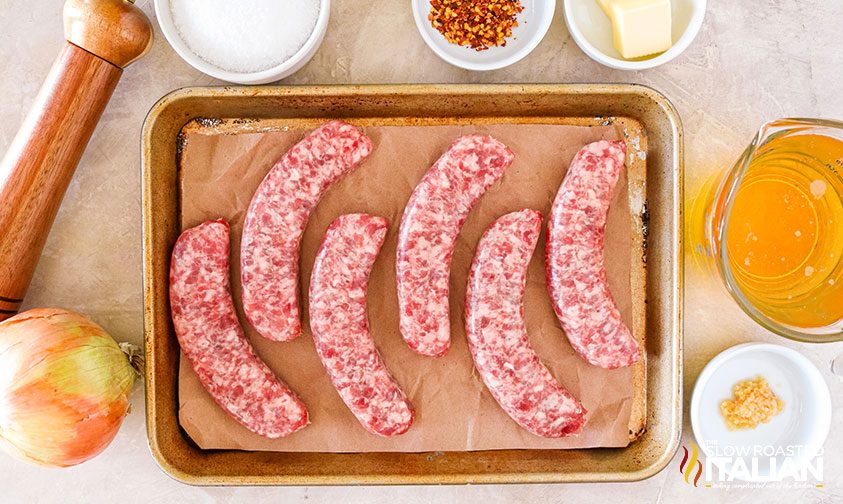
[465,209,586,437]
[396,135,514,357]
[309,214,414,437]
[241,121,373,342]
[170,220,309,438]
[546,140,641,369]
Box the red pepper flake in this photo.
[428,0,524,51]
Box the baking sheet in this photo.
[176,120,645,452]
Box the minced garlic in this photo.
[720,377,784,430]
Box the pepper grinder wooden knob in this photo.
[0,0,152,320]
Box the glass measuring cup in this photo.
[703,118,843,342]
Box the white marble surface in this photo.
[1,0,842,502]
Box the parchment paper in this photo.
[177,120,643,452]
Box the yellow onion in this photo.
[0,308,139,467]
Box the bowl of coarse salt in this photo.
[155,0,329,84]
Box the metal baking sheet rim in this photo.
[141,84,684,485]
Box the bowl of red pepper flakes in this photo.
[429,0,524,51]
[412,0,556,71]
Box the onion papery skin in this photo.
[0,308,136,467]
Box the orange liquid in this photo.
[724,134,843,328]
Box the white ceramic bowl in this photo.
[690,343,832,482]
[563,0,706,70]
[154,0,330,84]
[412,0,555,71]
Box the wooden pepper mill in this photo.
[0,0,152,321]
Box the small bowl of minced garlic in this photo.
[690,343,831,482]
[563,0,706,70]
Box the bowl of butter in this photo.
[563,0,706,70]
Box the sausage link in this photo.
[465,209,586,437]
[309,214,414,436]
[170,220,309,438]
[396,134,514,357]
[546,140,641,369]
[241,121,373,342]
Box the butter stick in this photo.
[599,0,673,60]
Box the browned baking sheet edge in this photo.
[142,84,683,485]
